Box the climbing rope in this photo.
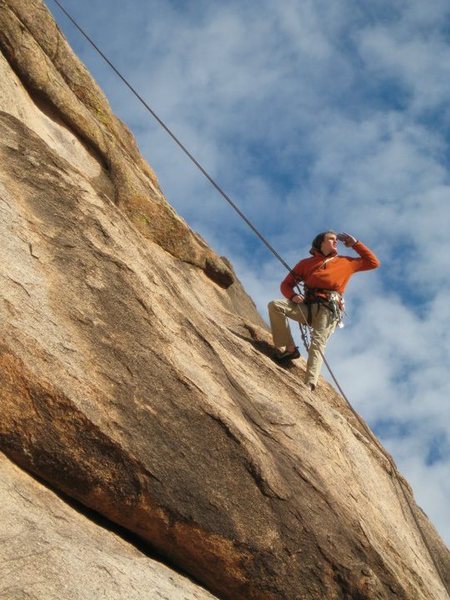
[49,1,449,593]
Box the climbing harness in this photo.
[48,3,450,593]
[303,288,345,327]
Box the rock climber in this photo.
[268,231,380,391]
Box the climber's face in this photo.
[320,233,338,256]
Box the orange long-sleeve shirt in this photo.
[280,241,380,299]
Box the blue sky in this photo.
[48,0,450,544]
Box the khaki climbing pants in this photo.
[268,299,338,386]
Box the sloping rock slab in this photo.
[0,111,448,600]
[0,0,236,288]
[0,451,218,600]
[0,2,449,599]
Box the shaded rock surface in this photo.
[0,1,449,599]
[0,451,219,600]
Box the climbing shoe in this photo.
[273,347,300,362]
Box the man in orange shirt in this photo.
[268,231,380,390]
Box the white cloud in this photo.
[356,16,450,113]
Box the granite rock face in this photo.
[0,0,240,290]
[0,2,449,599]
[0,452,219,600]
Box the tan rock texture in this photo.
[0,451,219,600]
[0,2,449,599]
[0,0,239,289]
